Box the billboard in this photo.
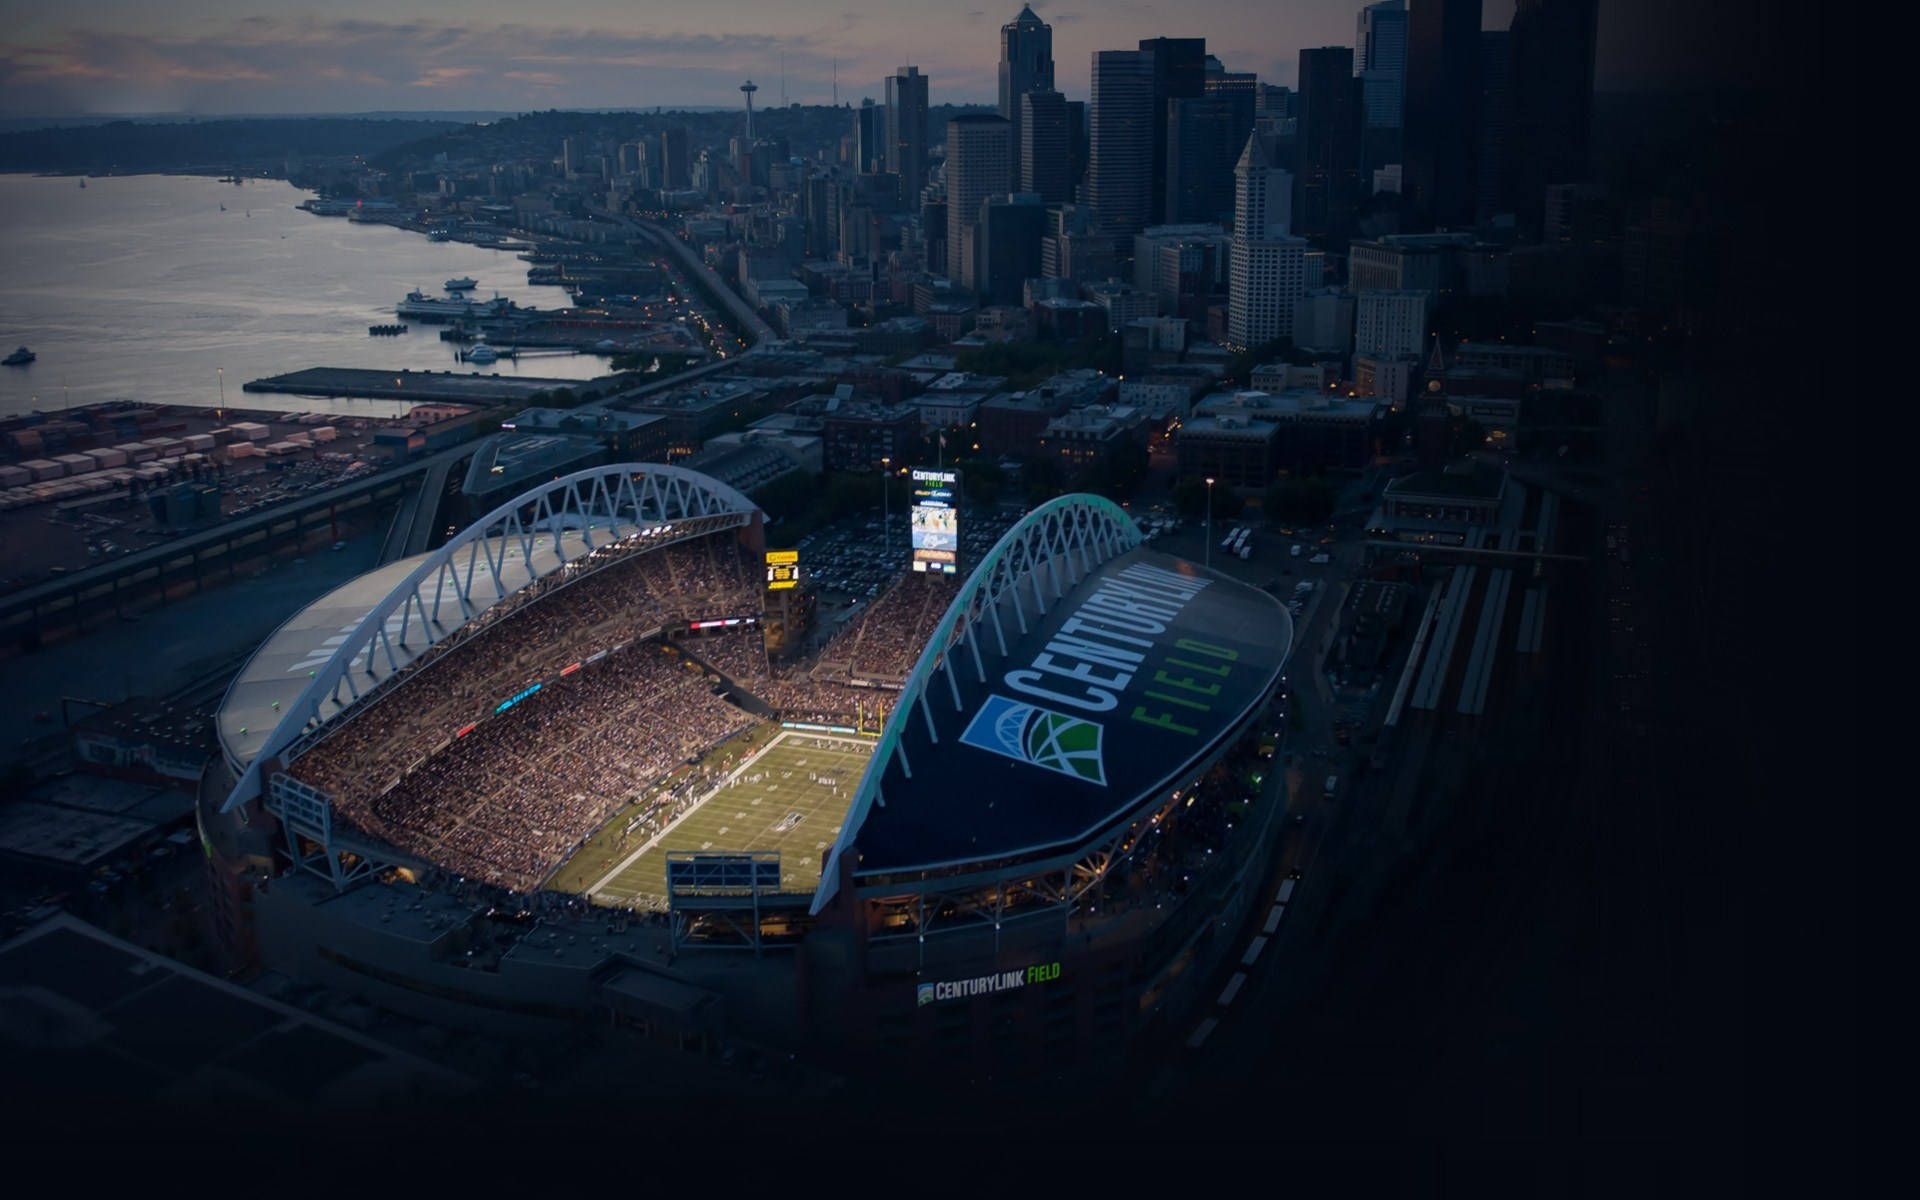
[765,549,800,591]
[910,468,960,575]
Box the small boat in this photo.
[465,342,499,365]
[78,178,86,189]
[4,346,35,366]
[219,203,226,211]
[445,276,478,291]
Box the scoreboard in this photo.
[766,549,800,591]
[910,468,960,575]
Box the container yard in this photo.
[0,401,453,592]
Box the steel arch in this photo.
[810,493,1143,913]
[221,462,759,815]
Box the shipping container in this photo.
[54,453,95,475]
[21,458,65,481]
[87,448,129,469]
[0,465,31,488]
[184,433,216,452]
[232,422,271,441]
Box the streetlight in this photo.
[216,366,224,419]
[1205,477,1215,570]
[880,456,891,563]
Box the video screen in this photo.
[910,468,960,575]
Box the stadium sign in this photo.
[916,961,1062,1006]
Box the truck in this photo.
[1324,774,1339,799]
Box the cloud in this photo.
[0,18,850,113]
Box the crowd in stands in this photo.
[290,532,759,805]
[281,530,967,894]
[332,642,755,892]
[815,573,956,682]
[678,623,891,727]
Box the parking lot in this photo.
[793,504,1023,604]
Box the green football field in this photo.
[586,730,875,908]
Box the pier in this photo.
[244,367,615,405]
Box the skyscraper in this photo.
[1228,130,1309,349]
[978,194,1047,305]
[886,66,929,206]
[1165,59,1257,226]
[999,6,1054,170]
[1066,101,1089,202]
[662,127,690,190]
[1294,46,1363,242]
[1475,30,1511,225]
[1357,0,1409,173]
[1088,50,1157,240]
[945,114,1013,293]
[1506,0,1598,233]
[1021,90,1072,203]
[1403,0,1482,231]
[1138,37,1208,226]
[855,98,884,174]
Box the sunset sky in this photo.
[0,0,1724,116]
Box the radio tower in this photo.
[740,79,758,141]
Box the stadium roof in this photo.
[218,463,761,794]
[216,531,596,774]
[818,497,1290,905]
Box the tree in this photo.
[1023,454,1065,506]
[1264,475,1339,523]
[1085,439,1150,500]
[750,470,817,522]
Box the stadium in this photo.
[198,462,1294,1079]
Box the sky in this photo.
[0,0,1723,117]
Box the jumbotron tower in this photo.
[740,79,759,141]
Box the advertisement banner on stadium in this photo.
[910,468,960,575]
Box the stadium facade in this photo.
[198,464,1294,1080]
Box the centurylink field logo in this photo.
[958,693,1108,785]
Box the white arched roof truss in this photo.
[811,493,1142,914]
[222,462,758,815]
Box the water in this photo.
[0,173,616,421]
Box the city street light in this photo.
[881,456,891,563]
[1205,477,1215,571]
[216,366,224,419]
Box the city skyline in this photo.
[1,0,1747,117]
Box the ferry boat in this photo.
[3,346,34,366]
[445,277,478,291]
[396,290,518,322]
